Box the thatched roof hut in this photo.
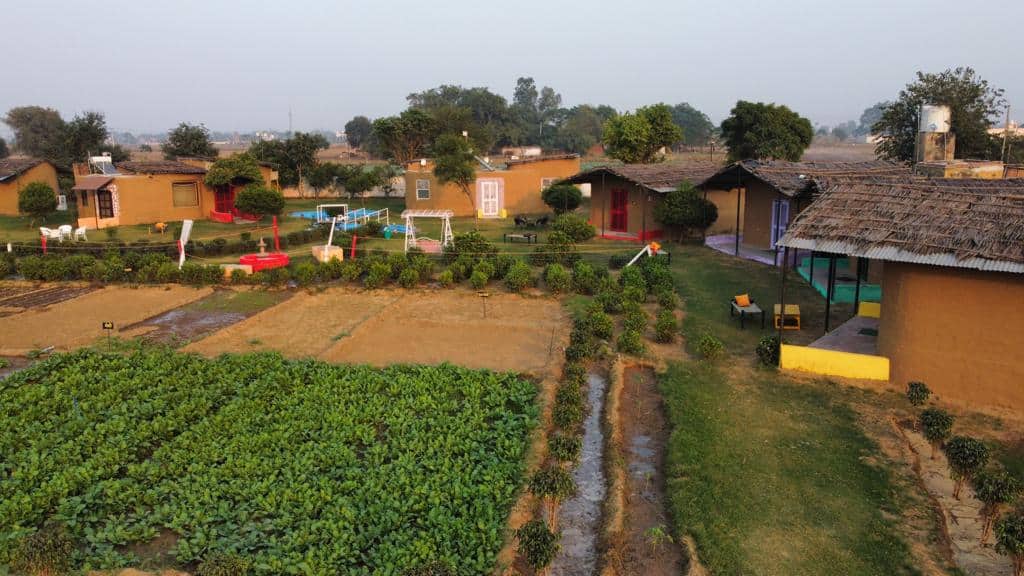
[778,177,1024,273]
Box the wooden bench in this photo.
[730,298,765,329]
[503,232,538,244]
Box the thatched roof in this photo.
[115,161,206,175]
[778,177,1024,273]
[563,161,722,193]
[0,158,46,182]
[703,160,911,197]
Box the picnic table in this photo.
[730,298,765,329]
[503,232,538,244]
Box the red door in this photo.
[610,188,629,232]
[214,187,234,213]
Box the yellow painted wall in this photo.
[780,344,890,381]
[404,157,580,217]
[878,262,1024,412]
[0,162,60,215]
[76,173,212,228]
[703,187,745,235]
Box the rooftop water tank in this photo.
[920,105,951,133]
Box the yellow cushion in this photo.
[735,294,751,307]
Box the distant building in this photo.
[0,158,59,216]
[500,146,542,158]
[405,154,580,218]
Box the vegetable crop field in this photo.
[0,349,538,575]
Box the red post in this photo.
[272,215,280,252]
[41,235,47,255]
[350,234,358,260]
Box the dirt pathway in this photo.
[607,365,686,576]
[549,373,609,576]
[896,423,1014,575]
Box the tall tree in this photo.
[432,133,477,214]
[720,101,813,161]
[856,102,889,137]
[371,109,436,164]
[343,116,372,148]
[248,132,328,192]
[555,105,611,154]
[2,106,65,160]
[408,84,514,149]
[873,67,1005,162]
[602,104,682,163]
[162,122,217,159]
[670,103,715,147]
[0,137,8,159]
[306,162,341,198]
[63,111,128,166]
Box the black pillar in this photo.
[852,257,865,319]
[825,254,837,333]
[734,186,742,256]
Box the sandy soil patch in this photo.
[320,290,567,374]
[0,285,211,355]
[183,288,399,359]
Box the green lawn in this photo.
[658,243,923,575]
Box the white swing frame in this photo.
[400,209,454,252]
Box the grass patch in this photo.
[660,361,919,575]
[188,289,286,315]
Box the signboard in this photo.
[102,321,114,330]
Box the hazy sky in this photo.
[2,0,1021,134]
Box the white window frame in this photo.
[415,179,430,200]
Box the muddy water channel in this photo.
[550,373,608,576]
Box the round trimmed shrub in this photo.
[469,270,488,289]
[657,290,679,309]
[438,269,455,287]
[756,335,781,367]
[623,307,648,333]
[907,381,931,407]
[545,263,572,294]
[945,436,990,499]
[549,432,582,462]
[516,520,559,572]
[655,310,677,343]
[397,266,419,288]
[588,309,615,340]
[596,289,624,314]
[920,408,954,458]
[293,262,317,286]
[572,260,598,294]
[542,182,582,214]
[617,329,645,355]
[364,261,391,289]
[697,333,724,360]
[551,213,596,242]
[504,260,533,293]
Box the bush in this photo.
[397,266,419,288]
[587,309,615,340]
[364,261,391,289]
[402,562,455,576]
[554,380,585,428]
[504,260,533,293]
[657,290,679,309]
[293,262,317,286]
[531,231,578,267]
[919,408,954,458]
[622,284,647,304]
[494,253,518,277]
[655,310,677,343]
[541,182,583,214]
[181,262,222,285]
[473,260,496,281]
[974,469,1023,543]
[697,333,724,360]
[563,361,586,385]
[360,220,384,237]
[196,552,251,576]
[596,289,624,314]
[549,433,582,462]
[469,269,488,290]
[10,523,74,576]
[545,263,572,294]
[608,253,632,270]
[515,520,559,572]
[995,511,1024,574]
[387,252,408,279]
[572,260,598,294]
[945,436,990,499]
[653,182,719,241]
[443,231,497,264]
[906,381,931,407]
[155,262,182,283]
[551,213,595,242]
[0,258,11,279]
[755,335,781,367]
[617,329,646,355]
[623,306,648,333]
[18,181,57,223]
[438,268,455,288]
[529,465,577,510]
[340,261,363,282]
[234,185,285,219]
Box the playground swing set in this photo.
[401,209,454,253]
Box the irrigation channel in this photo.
[550,373,608,576]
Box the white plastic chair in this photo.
[74,227,88,241]
[57,225,73,242]
[39,227,62,241]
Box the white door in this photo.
[770,199,791,248]
[480,180,500,217]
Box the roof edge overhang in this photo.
[777,237,1024,274]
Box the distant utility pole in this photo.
[1002,105,1012,164]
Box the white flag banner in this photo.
[178,220,194,269]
